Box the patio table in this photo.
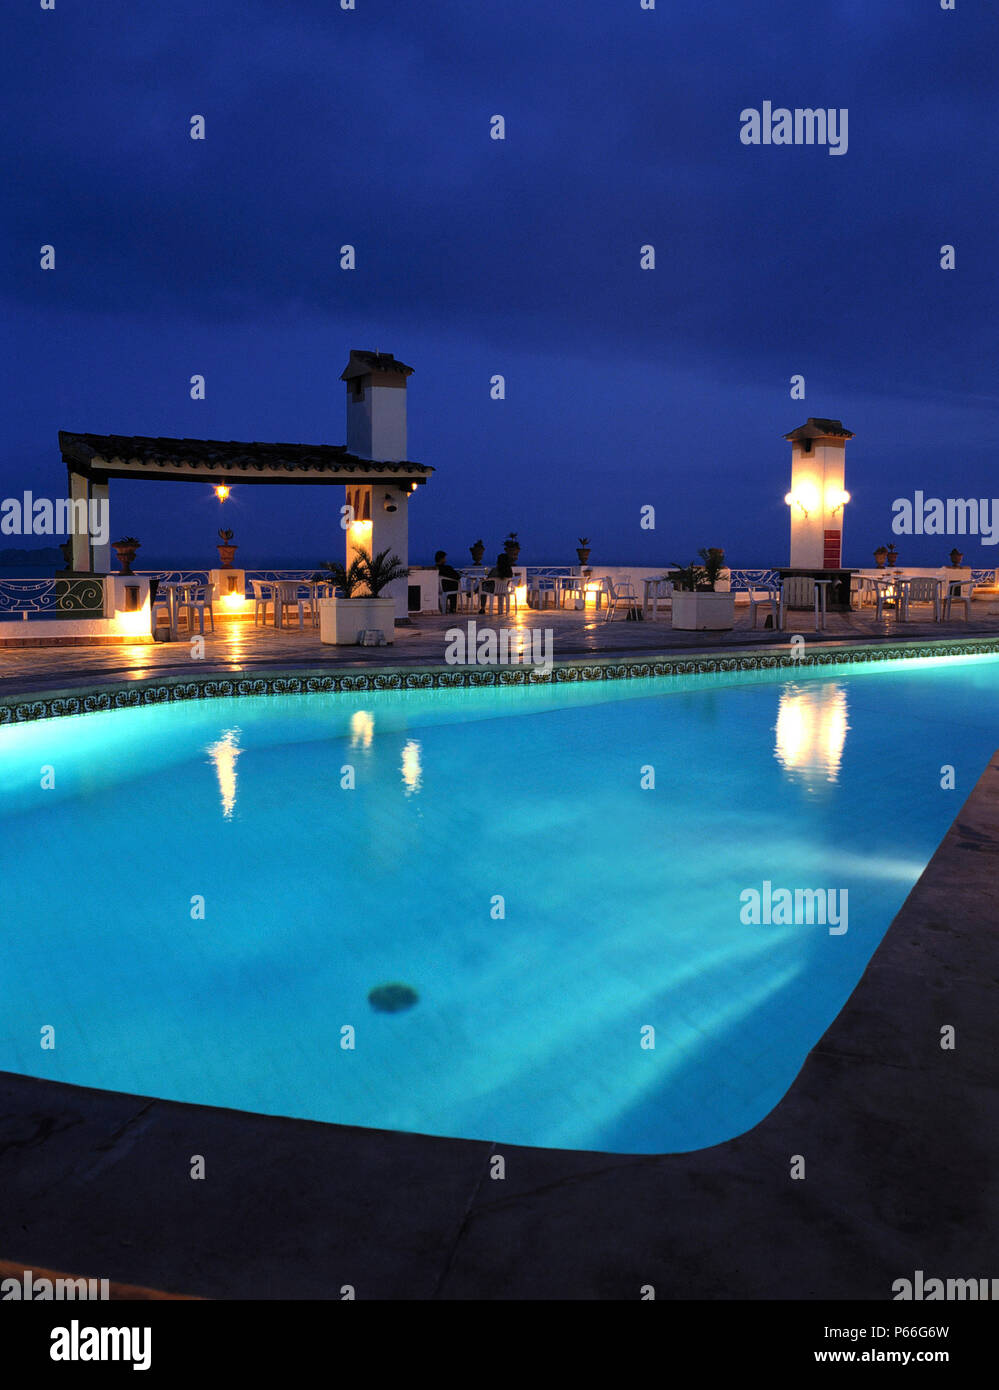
[272,580,326,629]
[155,581,199,640]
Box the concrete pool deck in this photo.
[2,596,999,698]
[0,697,996,1296]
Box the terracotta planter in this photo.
[217,545,238,569]
[576,548,591,566]
[504,544,520,564]
[470,545,485,565]
[112,543,139,575]
[874,551,888,568]
[950,550,964,568]
[886,552,898,567]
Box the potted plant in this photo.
[318,546,408,645]
[503,532,521,563]
[469,538,486,565]
[873,545,888,568]
[669,547,735,630]
[217,528,238,569]
[949,547,964,568]
[576,537,591,566]
[886,543,898,567]
[112,537,140,575]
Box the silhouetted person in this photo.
[435,550,461,612]
[480,550,514,613]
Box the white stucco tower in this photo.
[340,350,416,619]
[784,418,854,568]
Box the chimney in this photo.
[340,350,413,462]
[784,418,854,568]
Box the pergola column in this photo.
[67,470,91,572]
[89,480,110,572]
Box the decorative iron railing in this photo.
[971,569,997,588]
[0,577,105,619]
[726,568,780,591]
[243,569,321,583]
[134,570,209,586]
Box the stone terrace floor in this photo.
[2,598,999,696]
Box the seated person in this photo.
[435,550,461,612]
[479,551,514,613]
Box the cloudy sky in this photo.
[4,0,997,567]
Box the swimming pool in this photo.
[1,653,996,1153]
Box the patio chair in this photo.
[150,583,172,631]
[943,578,974,621]
[179,582,215,635]
[780,575,827,631]
[481,577,517,616]
[250,580,276,627]
[530,574,560,610]
[748,584,782,630]
[438,579,460,615]
[898,576,942,622]
[276,581,313,630]
[644,578,673,620]
[603,576,640,622]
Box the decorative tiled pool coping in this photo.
[3,634,999,723]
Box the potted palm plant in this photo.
[469,538,486,565]
[669,547,735,630]
[112,537,140,575]
[217,528,238,568]
[949,547,964,568]
[318,546,408,644]
[873,545,888,568]
[503,532,521,563]
[886,543,898,567]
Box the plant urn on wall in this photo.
[112,537,140,575]
[576,537,591,566]
[949,548,964,568]
[886,544,898,567]
[217,529,238,568]
[503,532,521,563]
[470,538,486,565]
[873,545,888,568]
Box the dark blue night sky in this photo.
[3,0,997,568]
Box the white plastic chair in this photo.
[438,579,460,615]
[898,577,942,622]
[748,584,782,630]
[530,574,560,609]
[644,578,673,620]
[943,578,974,621]
[481,577,517,615]
[179,582,215,635]
[275,581,312,629]
[780,576,826,631]
[250,580,276,627]
[603,576,640,622]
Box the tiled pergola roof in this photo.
[784,418,854,442]
[59,432,432,485]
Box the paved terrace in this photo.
[3,597,999,695]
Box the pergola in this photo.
[58,431,433,578]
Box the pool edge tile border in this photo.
[3,634,999,723]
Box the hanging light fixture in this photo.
[214,484,231,503]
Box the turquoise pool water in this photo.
[1,654,997,1153]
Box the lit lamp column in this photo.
[340,350,416,621]
[783,418,854,568]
